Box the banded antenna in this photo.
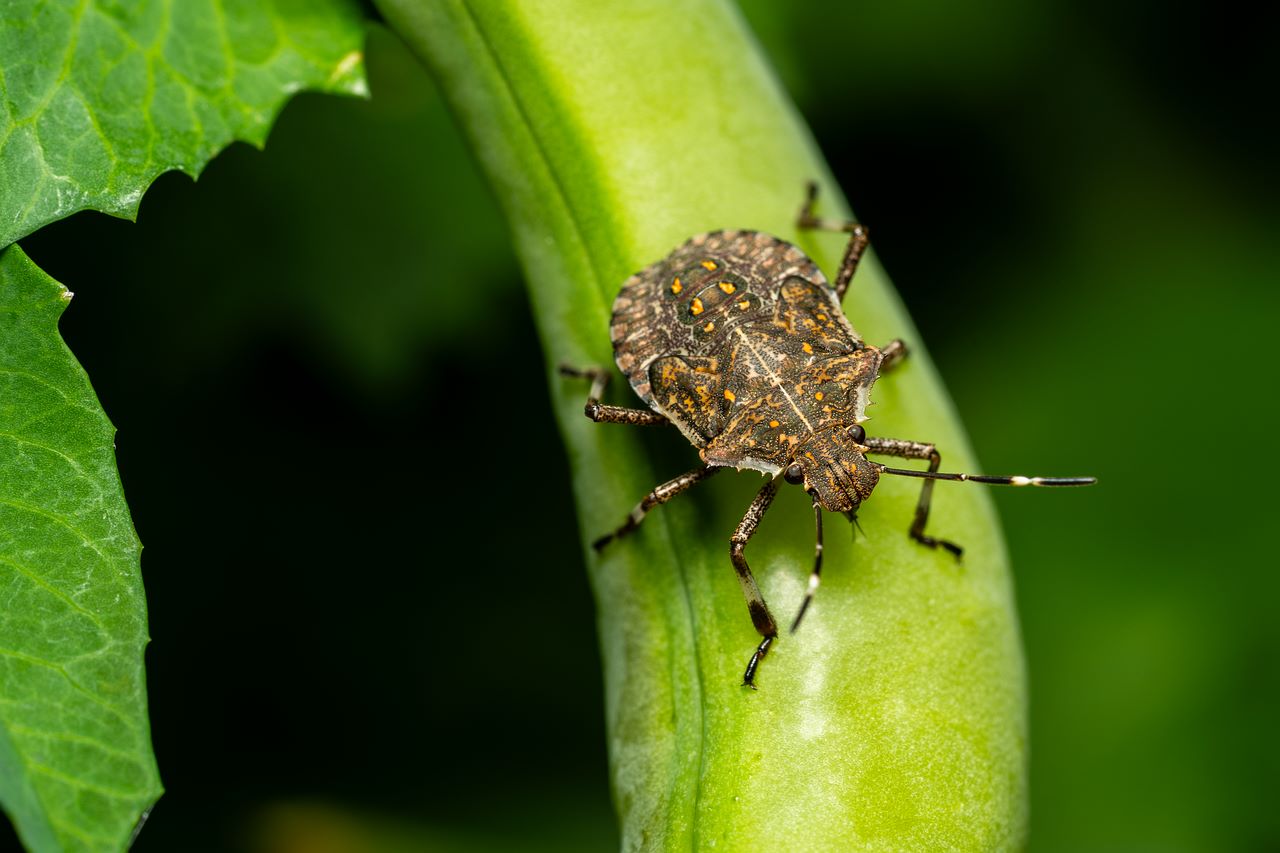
[787,466,1097,636]
[877,467,1097,487]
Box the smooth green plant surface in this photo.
[1,0,1032,849]
[0,0,368,249]
[0,2,370,849]
[0,245,159,851]
[379,1,1026,849]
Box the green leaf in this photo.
[0,245,159,852]
[379,1,1026,848]
[0,0,369,249]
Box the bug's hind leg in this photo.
[559,364,670,426]
[862,437,964,559]
[797,181,870,301]
[732,480,783,688]
[592,465,721,551]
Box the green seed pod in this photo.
[377,0,1028,848]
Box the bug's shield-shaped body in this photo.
[577,206,1093,689]
[610,230,882,512]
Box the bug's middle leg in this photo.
[863,437,964,559]
[732,479,782,688]
[593,465,722,551]
[797,181,870,301]
[559,364,670,427]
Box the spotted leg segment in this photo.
[733,479,782,688]
[559,364,670,427]
[592,465,722,551]
[862,437,964,559]
[797,181,870,301]
[789,497,825,634]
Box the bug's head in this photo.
[784,423,879,513]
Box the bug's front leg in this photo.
[592,465,721,551]
[862,437,964,559]
[731,479,782,688]
[558,364,670,426]
[797,181,869,302]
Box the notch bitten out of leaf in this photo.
[0,0,368,250]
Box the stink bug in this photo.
[563,183,1094,687]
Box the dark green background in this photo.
[10,1,1277,850]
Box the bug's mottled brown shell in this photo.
[610,230,883,477]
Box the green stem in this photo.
[377,1,1026,848]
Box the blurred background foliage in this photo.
[8,0,1276,850]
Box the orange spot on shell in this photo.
[671,278,683,294]
[724,389,736,402]
[718,281,736,294]
[690,298,704,315]
[815,391,824,401]
[703,321,715,333]
[738,300,750,310]
[701,260,718,271]
[769,420,779,428]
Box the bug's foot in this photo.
[593,527,628,551]
[741,635,775,689]
[558,363,596,378]
[797,180,821,229]
[592,516,638,551]
[912,532,964,562]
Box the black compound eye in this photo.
[784,463,805,485]
[846,424,866,443]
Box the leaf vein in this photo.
[0,367,76,408]
[25,758,148,801]
[9,723,143,766]
[0,429,101,487]
[0,646,136,727]
[0,555,106,627]
[0,495,110,563]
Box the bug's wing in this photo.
[611,231,827,413]
[700,391,790,475]
[610,267,688,412]
[767,276,865,350]
[647,355,727,446]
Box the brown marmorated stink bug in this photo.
[562,183,1095,688]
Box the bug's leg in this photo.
[789,497,825,634]
[558,364,670,427]
[797,180,870,301]
[877,338,909,373]
[592,465,722,551]
[733,479,782,688]
[862,437,964,559]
